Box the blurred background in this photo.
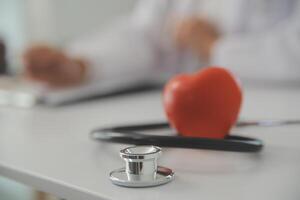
[0,0,136,73]
[0,0,135,199]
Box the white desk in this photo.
[0,87,300,200]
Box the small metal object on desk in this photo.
[110,146,174,187]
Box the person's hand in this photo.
[174,18,220,62]
[23,45,88,88]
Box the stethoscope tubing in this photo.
[91,122,264,153]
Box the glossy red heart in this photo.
[163,67,242,139]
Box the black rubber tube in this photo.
[91,122,263,153]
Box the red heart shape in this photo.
[163,67,242,139]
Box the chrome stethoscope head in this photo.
[110,146,174,188]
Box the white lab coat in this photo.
[67,0,300,87]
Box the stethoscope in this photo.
[91,119,300,153]
[91,122,263,152]
[91,119,300,187]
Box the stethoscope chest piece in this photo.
[110,146,174,187]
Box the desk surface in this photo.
[0,87,300,200]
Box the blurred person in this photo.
[24,0,300,89]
